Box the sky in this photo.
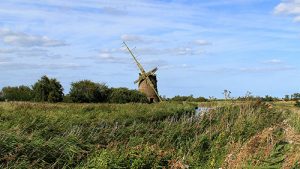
[0,0,300,98]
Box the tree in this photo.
[32,76,64,102]
[1,85,33,101]
[69,80,109,103]
[291,93,300,101]
[109,87,148,103]
[63,94,72,103]
[223,89,231,100]
[171,95,192,102]
[284,95,290,101]
[170,95,208,102]
[295,100,300,107]
[261,95,278,102]
[195,97,208,102]
[245,91,252,98]
[0,91,3,101]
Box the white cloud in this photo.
[121,46,201,56]
[294,15,300,22]
[0,62,84,70]
[92,44,203,61]
[160,63,195,70]
[141,59,168,68]
[0,48,15,54]
[0,56,11,62]
[188,66,295,74]
[121,34,143,42]
[264,59,283,64]
[0,28,67,47]
[0,47,62,58]
[102,7,128,15]
[172,47,193,55]
[121,34,163,43]
[194,39,211,46]
[275,0,300,22]
[239,66,295,73]
[97,51,127,64]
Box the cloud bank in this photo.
[275,0,300,22]
[0,28,67,47]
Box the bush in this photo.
[171,95,208,102]
[32,76,64,102]
[295,100,300,107]
[0,91,3,101]
[69,80,109,103]
[291,93,300,101]
[63,94,73,103]
[109,87,148,103]
[1,85,33,101]
[261,95,278,102]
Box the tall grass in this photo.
[0,101,287,168]
[288,108,300,133]
[0,102,194,168]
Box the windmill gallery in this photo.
[123,42,162,103]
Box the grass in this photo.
[0,101,299,168]
[274,101,300,132]
[0,102,194,168]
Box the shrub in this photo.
[291,93,300,101]
[0,91,3,101]
[69,80,109,103]
[171,95,208,102]
[109,87,148,103]
[1,85,33,101]
[294,100,300,107]
[63,94,73,103]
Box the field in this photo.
[0,101,299,168]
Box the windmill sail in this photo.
[123,42,146,74]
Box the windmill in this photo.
[123,42,162,103]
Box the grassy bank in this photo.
[0,101,299,168]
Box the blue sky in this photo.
[0,0,300,98]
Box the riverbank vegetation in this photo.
[1,101,299,168]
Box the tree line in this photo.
[1,76,299,103]
[0,76,148,103]
[167,95,208,102]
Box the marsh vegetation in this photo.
[1,101,299,168]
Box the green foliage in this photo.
[63,94,73,103]
[261,95,278,102]
[1,85,33,101]
[69,80,109,103]
[284,94,290,101]
[108,87,148,103]
[0,102,194,168]
[0,91,3,101]
[291,93,300,100]
[171,95,208,102]
[260,141,289,168]
[237,95,279,102]
[292,161,300,169]
[32,75,64,102]
[295,100,300,107]
[80,144,171,169]
[289,109,300,132]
